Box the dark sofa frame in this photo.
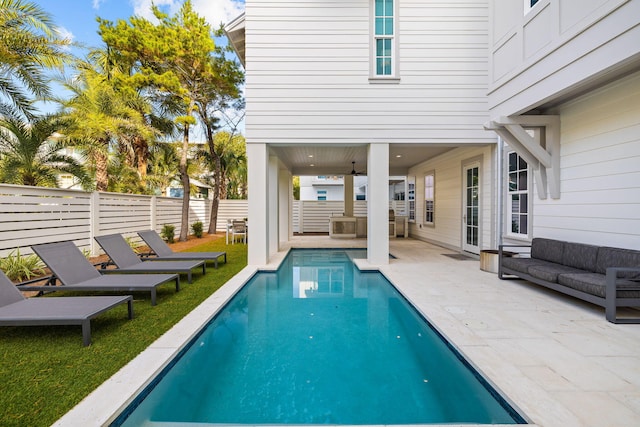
[499,239,640,324]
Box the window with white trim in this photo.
[424,173,434,225]
[507,152,529,236]
[373,0,395,77]
[408,176,415,222]
[317,190,327,201]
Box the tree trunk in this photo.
[202,112,222,235]
[95,149,109,192]
[179,125,190,242]
[133,135,149,188]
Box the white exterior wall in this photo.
[489,0,640,115]
[530,71,640,250]
[245,0,492,145]
[407,146,496,251]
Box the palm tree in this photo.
[0,115,90,188]
[0,0,71,120]
[146,142,180,195]
[59,62,153,192]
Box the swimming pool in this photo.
[113,249,526,425]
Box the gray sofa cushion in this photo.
[562,242,599,272]
[558,273,640,299]
[502,257,550,274]
[596,247,640,279]
[528,264,587,283]
[531,238,564,264]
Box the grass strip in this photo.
[0,236,247,427]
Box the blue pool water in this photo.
[114,249,526,425]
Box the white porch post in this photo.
[367,143,389,265]
[279,168,292,243]
[247,143,269,265]
[344,174,354,216]
[268,155,279,256]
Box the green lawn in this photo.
[0,237,247,427]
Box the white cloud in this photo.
[129,0,244,27]
[54,26,74,50]
[192,0,244,28]
[92,0,105,9]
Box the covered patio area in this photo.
[55,237,640,426]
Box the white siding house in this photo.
[487,0,640,250]
[225,0,640,265]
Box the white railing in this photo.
[0,184,406,257]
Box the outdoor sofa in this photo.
[499,238,640,323]
[0,269,133,346]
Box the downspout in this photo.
[496,136,504,248]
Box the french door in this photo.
[462,163,480,254]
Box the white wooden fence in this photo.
[0,184,248,257]
[0,184,405,257]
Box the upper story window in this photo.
[371,0,398,81]
[507,152,529,236]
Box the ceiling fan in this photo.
[348,161,366,176]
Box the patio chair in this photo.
[26,241,180,306]
[0,269,133,346]
[231,220,247,244]
[94,234,206,283]
[138,230,227,268]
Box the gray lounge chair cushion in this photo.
[558,273,640,299]
[32,241,101,284]
[138,230,226,265]
[94,234,205,283]
[562,242,599,272]
[531,238,565,264]
[595,247,640,279]
[31,241,180,305]
[0,270,133,346]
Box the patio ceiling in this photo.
[269,144,458,176]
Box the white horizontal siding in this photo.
[532,71,640,250]
[246,0,491,145]
[407,145,495,251]
[489,0,640,117]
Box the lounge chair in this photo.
[138,230,227,268]
[94,234,206,283]
[0,269,133,346]
[26,241,180,306]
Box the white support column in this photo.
[268,155,279,257]
[367,143,389,265]
[344,174,354,217]
[247,143,269,265]
[279,169,292,243]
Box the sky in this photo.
[34,0,245,51]
[31,0,245,129]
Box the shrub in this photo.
[191,221,203,238]
[161,224,175,243]
[0,248,45,282]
